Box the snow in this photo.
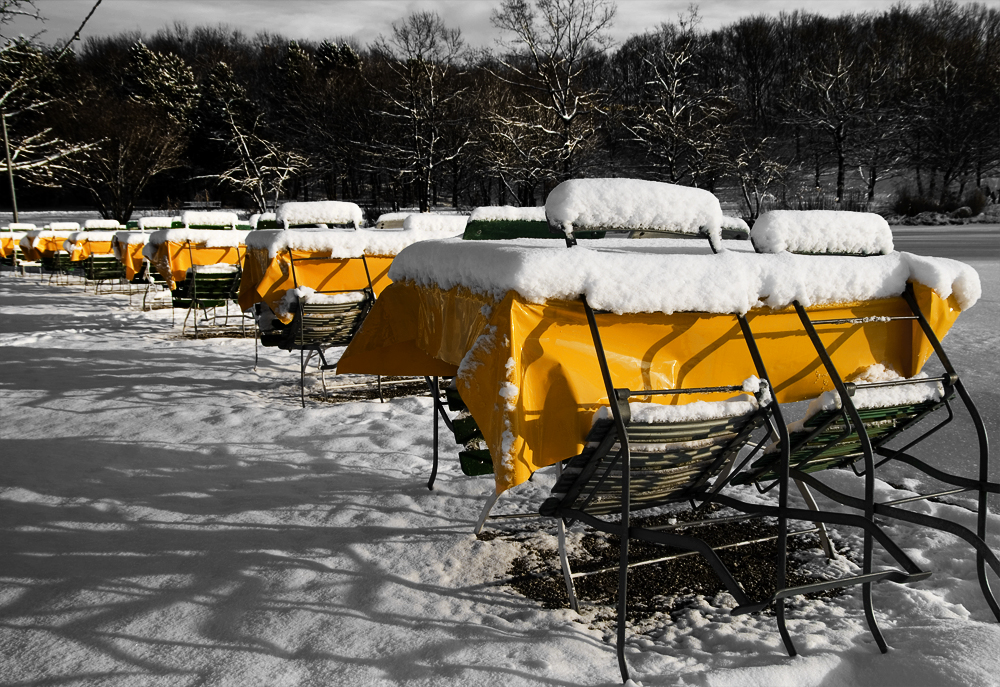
[65,230,118,244]
[137,216,176,230]
[143,229,251,259]
[5,222,36,230]
[189,263,240,274]
[249,212,276,228]
[181,211,239,228]
[388,238,982,315]
[45,221,80,231]
[115,231,152,245]
[22,228,79,250]
[83,219,122,230]
[721,215,750,237]
[276,201,363,228]
[402,213,469,233]
[245,227,465,259]
[275,286,368,318]
[545,179,724,244]
[752,210,894,255]
[594,395,759,425]
[375,211,412,229]
[468,206,547,222]
[0,249,996,687]
[799,365,945,422]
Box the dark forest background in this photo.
[2,0,998,223]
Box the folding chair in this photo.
[84,255,126,293]
[255,247,377,407]
[734,286,1000,621]
[424,376,493,490]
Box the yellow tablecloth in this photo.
[113,238,148,281]
[68,239,114,262]
[238,246,395,323]
[23,235,72,261]
[1,235,18,258]
[338,280,960,493]
[148,241,244,288]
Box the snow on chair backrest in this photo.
[750,210,893,256]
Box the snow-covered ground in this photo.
[0,255,997,686]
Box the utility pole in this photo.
[2,112,18,223]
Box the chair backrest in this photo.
[85,255,125,281]
[732,378,952,486]
[173,268,241,308]
[541,405,769,518]
[293,293,372,348]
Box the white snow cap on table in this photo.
[6,222,35,230]
[114,231,151,245]
[246,227,462,259]
[84,219,121,230]
[143,229,250,258]
[65,231,118,244]
[545,178,724,243]
[402,213,468,233]
[181,211,238,228]
[249,212,276,228]
[752,210,893,255]
[275,286,368,318]
[45,222,80,231]
[389,238,982,314]
[138,216,175,230]
[468,206,547,222]
[277,201,363,228]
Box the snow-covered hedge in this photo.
[751,210,893,255]
[401,214,468,234]
[388,237,981,314]
[545,179,724,243]
[46,222,81,231]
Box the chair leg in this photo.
[557,517,580,613]
[427,376,441,490]
[474,491,501,535]
[794,480,836,559]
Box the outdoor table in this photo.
[112,232,152,281]
[1,232,26,258]
[142,228,250,288]
[238,222,466,323]
[64,232,117,262]
[338,237,978,493]
[20,229,78,262]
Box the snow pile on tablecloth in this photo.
[66,231,118,244]
[402,213,469,234]
[138,216,176,230]
[277,201,363,228]
[545,179,723,244]
[245,227,463,259]
[752,210,894,255]
[84,219,122,230]
[468,206,547,222]
[181,211,239,228]
[23,229,79,250]
[389,238,981,314]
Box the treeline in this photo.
[3,0,999,222]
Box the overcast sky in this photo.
[6,0,985,48]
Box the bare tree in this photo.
[367,12,471,211]
[490,0,616,182]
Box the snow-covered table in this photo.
[111,232,151,281]
[64,232,118,262]
[19,226,79,261]
[142,229,250,288]
[338,237,980,493]
[238,223,465,324]
[1,232,26,259]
